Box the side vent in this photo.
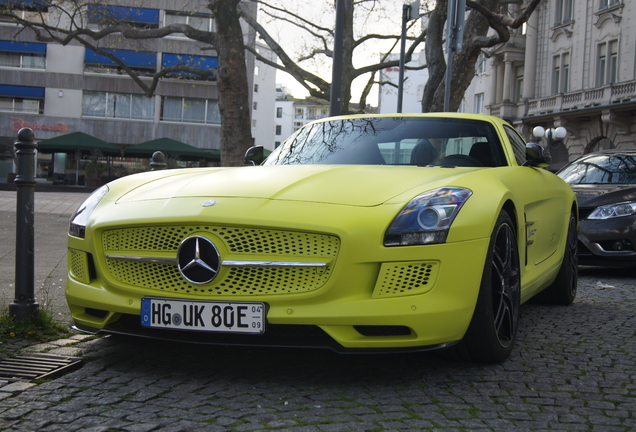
[372,261,439,298]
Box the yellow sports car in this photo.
[66,113,578,362]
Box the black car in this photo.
[557,150,636,267]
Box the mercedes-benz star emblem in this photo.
[177,236,221,284]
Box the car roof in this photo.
[583,149,636,156]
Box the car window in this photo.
[558,154,636,184]
[504,125,527,166]
[265,117,507,167]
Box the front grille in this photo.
[103,226,340,256]
[101,225,340,296]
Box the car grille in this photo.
[99,225,340,296]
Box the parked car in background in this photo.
[66,113,578,363]
[557,150,636,267]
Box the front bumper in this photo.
[578,216,636,267]
[66,236,491,351]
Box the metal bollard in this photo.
[150,151,167,170]
[10,128,40,322]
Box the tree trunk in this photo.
[212,0,253,166]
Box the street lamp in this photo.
[397,0,420,113]
[532,126,567,148]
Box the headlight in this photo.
[69,185,109,238]
[588,202,636,219]
[384,187,472,246]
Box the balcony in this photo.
[526,79,636,117]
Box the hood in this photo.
[117,165,469,207]
[569,184,636,207]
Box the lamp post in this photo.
[397,0,420,113]
[329,0,345,116]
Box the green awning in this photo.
[37,131,120,155]
[125,137,220,161]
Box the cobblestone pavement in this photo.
[0,267,633,431]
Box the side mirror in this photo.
[244,146,264,166]
[524,143,551,168]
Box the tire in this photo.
[451,210,521,363]
[533,212,578,305]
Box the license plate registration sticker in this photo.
[141,297,265,334]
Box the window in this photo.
[275,125,282,135]
[0,1,48,24]
[254,84,259,93]
[555,0,573,25]
[552,57,560,94]
[0,40,46,69]
[504,126,527,166]
[307,108,318,120]
[161,96,220,124]
[474,93,484,114]
[0,85,44,114]
[252,119,257,128]
[276,107,283,118]
[88,5,159,29]
[514,74,523,102]
[164,11,215,37]
[608,40,618,84]
[253,101,258,110]
[600,0,620,10]
[274,141,281,148]
[562,53,570,92]
[85,48,156,76]
[161,53,218,80]
[552,53,569,94]
[476,53,486,75]
[295,108,303,119]
[597,40,618,85]
[83,91,154,120]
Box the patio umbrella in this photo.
[37,131,120,185]
[124,137,219,161]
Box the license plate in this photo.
[141,297,265,334]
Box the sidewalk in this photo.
[0,190,92,324]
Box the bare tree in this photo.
[1,0,253,166]
[241,0,426,114]
[423,0,542,112]
[242,0,542,114]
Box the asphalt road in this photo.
[0,190,634,431]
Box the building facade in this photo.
[0,0,260,180]
[251,42,277,150]
[468,0,635,169]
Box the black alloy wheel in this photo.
[452,210,521,363]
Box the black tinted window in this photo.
[265,117,506,167]
[558,154,636,184]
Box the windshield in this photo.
[557,153,636,184]
[264,117,507,167]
